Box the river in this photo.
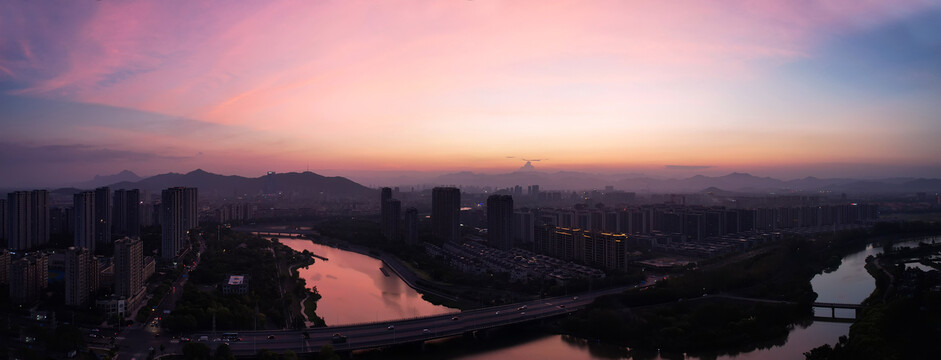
[280,235,938,359]
[279,238,457,325]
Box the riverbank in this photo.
[301,233,489,309]
[278,238,457,325]
[805,237,941,359]
[162,227,324,332]
[558,226,939,355]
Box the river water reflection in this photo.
[279,238,457,325]
[281,235,937,359]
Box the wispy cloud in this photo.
[1,0,940,179]
[665,165,714,171]
[0,143,191,164]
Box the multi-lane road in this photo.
[189,286,632,355]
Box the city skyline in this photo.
[2,1,941,187]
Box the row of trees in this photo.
[804,238,941,360]
[181,343,340,360]
[558,226,908,353]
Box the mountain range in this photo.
[94,169,375,199]
[59,169,941,197]
[429,170,941,194]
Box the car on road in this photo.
[423,329,430,334]
[573,296,578,300]
[387,325,394,330]
[267,335,275,339]
[331,333,347,344]
[451,316,460,321]
[558,304,565,308]
[495,311,500,315]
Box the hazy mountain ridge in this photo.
[430,170,941,194]
[102,169,374,199]
[75,170,143,188]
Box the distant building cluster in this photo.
[214,203,257,223]
[1,186,198,321]
[372,184,880,275]
[424,239,603,283]
[532,203,878,266]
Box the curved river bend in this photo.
[280,236,938,359]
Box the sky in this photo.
[2,0,941,187]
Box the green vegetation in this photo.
[560,224,937,353]
[805,238,941,360]
[303,290,326,327]
[212,344,235,360]
[163,226,321,331]
[563,299,803,352]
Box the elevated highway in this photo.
[193,287,631,355]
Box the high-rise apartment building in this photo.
[94,187,112,247]
[3,190,49,250]
[380,187,398,240]
[0,249,9,285]
[381,194,401,241]
[6,191,31,250]
[404,207,418,245]
[114,237,143,299]
[161,187,198,259]
[487,195,515,250]
[74,191,96,253]
[65,246,93,307]
[432,187,461,243]
[113,189,141,238]
[514,211,535,245]
[0,199,6,246]
[30,190,49,248]
[9,253,47,304]
[183,188,198,230]
[161,188,183,259]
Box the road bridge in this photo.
[191,288,630,356]
[812,302,863,320]
[711,294,863,321]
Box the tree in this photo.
[256,350,279,360]
[317,344,340,360]
[213,343,234,360]
[182,342,211,360]
[282,350,298,360]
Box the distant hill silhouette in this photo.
[76,170,143,188]
[105,169,374,199]
[51,169,941,197]
[431,170,941,194]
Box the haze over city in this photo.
[4,2,941,360]
[2,1,941,188]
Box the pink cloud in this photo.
[2,0,939,175]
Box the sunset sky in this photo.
[2,0,941,187]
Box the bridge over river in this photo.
[193,287,631,356]
[233,226,317,238]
